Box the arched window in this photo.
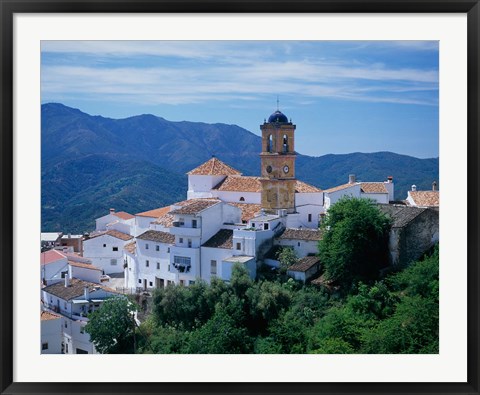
[267,134,273,152]
[283,134,288,153]
[239,197,245,202]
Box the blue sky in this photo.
[41,41,439,158]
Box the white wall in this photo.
[41,317,63,354]
[200,247,233,283]
[325,184,361,210]
[188,174,225,195]
[221,258,256,281]
[135,240,175,290]
[288,204,324,229]
[69,265,102,284]
[295,192,323,207]
[135,216,157,237]
[95,213,118,231]
[360,192,389,204]
[62,318,97,354]
[106,221,132,235]
[42,258,69,285]
[83,234,130,274]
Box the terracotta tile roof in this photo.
[378,205,427,228]
[112,211,135,220]
[213,176,262,192]
[137,230,175,244]
[153,213,175,227]
[136,206,171,218]
[227,203,261,222]
[409,191,439,207]
[360,182,388,194]
[68,261,102,271]
[288,256,321,272]
[41,250,67,265]
[41,311,62,321]
[124,241,137,254]
[43,278,120,301]
[295,180,322,193]
[170,199,220,215]
[202,229,234,249]
[278,228,322,241]
[187,157,242,176]
[88,230,133,241]
[324,182,357,193]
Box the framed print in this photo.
[1,1,479,394]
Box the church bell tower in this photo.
[259,109,297,213]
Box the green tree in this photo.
[276,247,298,274]
[319,196,391,288]
[85,296,137,354]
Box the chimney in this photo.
[412,185,417,192]
[432,181,437,191]
[387,176,393,183]
[109,208,115,214]
[348,174,356,184]
[64,275,70,287]
[84,286,90,301]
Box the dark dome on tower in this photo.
[268,110,289,123]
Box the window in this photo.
[189,281,195,285]
[167,247,170,253]
[156,245,160,251]
[65,344,69,353]
[267,134,272,152]
[211,260,217,275]
[264,223,269,230]
[112,246,118,252]
[61,271,67,278]
[145,243,149,250]
[174,256,191,265]
[149,281,153,287]
[168,264,171,271]
[64,302,67,309]
[298,242,301,247]
[283,134,288,153]
[308,214,312,222]
[157,262,160,270]
[236,243,241,250]
[188,239,192,248]
[103,244,106,248]
[65,321,68,328]
[239,197,245,202]
[180,280,185,286]
[146,260,149,267]
[42,342,48,350]
[76,348,88,354]
[111,259,117,265]
[192,219,197,228]
[179,237,183,244]
[80,326,85,334]
[138,279,142,284]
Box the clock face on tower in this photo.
[283,165,289,174]
[266,165,272,174]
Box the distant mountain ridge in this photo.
[41,103,439,233]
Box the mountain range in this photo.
[41,103,439,233]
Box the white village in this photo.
[40,109,439,354]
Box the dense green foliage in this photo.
[42,103,439,233]
[136,247,439,354]
[85,297,137,354]
[319,197,391,288]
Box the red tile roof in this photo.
[153,213,175,227]
[202,229,234,249]
[213,176,262,192]
[360,183,388,194]
[41,311,62,321]
[42,278,120,301]
[88,230,133,241]
[124,241,137,254]
[324,182,357,193]
[288,256,321,272]
[278,228,322,241]
[408,191,439,207]
[41,250,67,265]
[68,261,102,271]
[188,157,242,176]
[136,206,171,218]
[295,180,322,193]
[170,199,220,215]
[112,211,135,220]
[137,230,175,244]
[227,203,261,222]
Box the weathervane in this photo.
[276,95,280,111]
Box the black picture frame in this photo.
[1,1,479,394]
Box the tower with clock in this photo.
[259,108,297,213]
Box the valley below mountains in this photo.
[42,103,439,233]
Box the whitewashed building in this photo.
[275,228,322,258]
[95,208,135,234]
[324,174,394,210]
[83,230,134,274]
[287,256,321,283]
[41,311,63,354]
[41,249,69,286]
[406,183,439,208]
[41,275,122,354]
